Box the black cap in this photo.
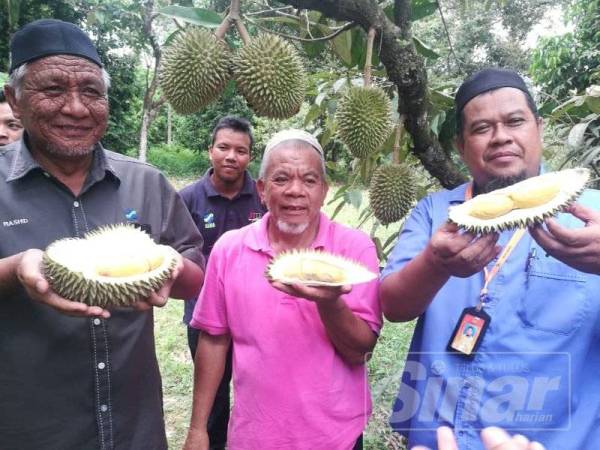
[455,68,532,114]
[9,19,102,74]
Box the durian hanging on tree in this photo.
[159,0,306,119]
[159,27,232,115]
[233,33,306,119]
[335,27,393,159]
[369,120,417,225]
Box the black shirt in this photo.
[0,139,204,450]
[179,168,265,324]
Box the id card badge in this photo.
[447,307,491,358]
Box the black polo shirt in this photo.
[0,138,204,450]
[179,168,266,324]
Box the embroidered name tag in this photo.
[3,218,29,227]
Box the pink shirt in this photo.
[191,212,382,450]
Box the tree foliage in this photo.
[530,0,600,102]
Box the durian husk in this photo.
[369,164,416,225]
[233,34,306,119]
[448,168,590,233]
[43,224,178,308]
[160,28,232,114]
[266,249,377,287]
[335,86,394,159]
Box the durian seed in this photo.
[468,193,515,220]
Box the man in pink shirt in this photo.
[184,129,382,450]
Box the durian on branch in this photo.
[159,0,306,119]
[448,168,590,233]
[42,224,178,308]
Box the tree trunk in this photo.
[282,0,467,188]
[139,111,150,163]
[138,0,165,161]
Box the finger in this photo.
[543,218,595,248]
[130,301,153,312]
[410,446,431,450]
[481,426,514,449]
[437,426,458,450]
[457,233,500,264]
[270,280,295,295]
[565,202,600,224]
[528,441,546,450]
[43,293,110,318]
[512,434,532,449]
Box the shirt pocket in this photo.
[519,254,588,335]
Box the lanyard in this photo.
[464,183,527,310]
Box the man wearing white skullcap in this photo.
[184,129,382,450]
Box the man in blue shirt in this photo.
[381,68,600,449]
[179,116,265,450]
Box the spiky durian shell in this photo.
[335,86,394,159]
[448,168,591,233]
[233,34,306,119]
[160,28,232,114]
[266,249,377,286]
[42,224,178,308]
[369,164,416,225]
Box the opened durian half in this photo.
[43,224,178,308]
[266,249,377,287]
[449,168,590,233]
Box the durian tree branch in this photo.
[363,27,375,87]
[243,15,356,42]
[280,0,466,189]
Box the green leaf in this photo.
[331,30,354,68]
[351,28,366,68]
[411,0,439,21]
[413,36,440,59]
[302,41,326,58]
[158,6,222,28]
[330,199,346,220]
[344,190,363,209]
[304,104,323,126]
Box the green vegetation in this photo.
[155,180,416,449]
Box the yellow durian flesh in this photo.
[96,254,151,278]
[468,193,515,219]
[267,249,377,286]
[448,168,590,233]
[43,224,177,307]
[297,259,345,283]
[508,177,561,209]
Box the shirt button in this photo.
[100,404,108,412]
[93,318,101,326]
[98,362,106,370]
[73,201,80,208]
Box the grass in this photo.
[155,179,416,449]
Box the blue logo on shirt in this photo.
[125,208,138,221]
[204,212,216,229]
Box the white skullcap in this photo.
[264,129,323,156]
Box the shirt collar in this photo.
[245,211,331,254]
[6,134,119,185]
[203,167,255,199]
